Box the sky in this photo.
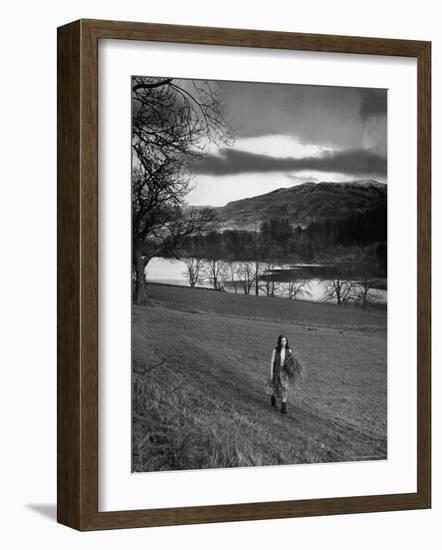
[185,80,387,206]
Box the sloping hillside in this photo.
[132,284,387,472]
[213,180,387,231]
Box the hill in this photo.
[132,284,387,471]
[213,180,387,231]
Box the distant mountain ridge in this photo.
[212,180,387,231]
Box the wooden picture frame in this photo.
[57,18,431,531]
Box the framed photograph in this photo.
[57,19,431,530]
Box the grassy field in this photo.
[132,283,387,472]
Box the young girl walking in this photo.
[266,334,303,414]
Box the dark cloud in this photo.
[359,89,387,120]
[217,82,387,156]
[193,148,387,177]
[219,81,363,143]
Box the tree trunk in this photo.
[134,247,148,305]
[335,280,342,305]
[361,277,369,309]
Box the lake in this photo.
[145,257,387,305]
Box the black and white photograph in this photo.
[131,76,388,472]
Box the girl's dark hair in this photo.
[275,334,289,351]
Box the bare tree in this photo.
[237,262,255,295]
[286,279,312,300]
[351,251,385,309]
[353,276,370,309]
[261,262,278,297]
[252,261,267,296]
[322,278,355,305]
[353,261,383,309]
[320,260,360,306]
[225,261,240,294]
[203,259,226,290]
[183,257,205,288]
[132,76,232,304]
[135,206,215,297]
